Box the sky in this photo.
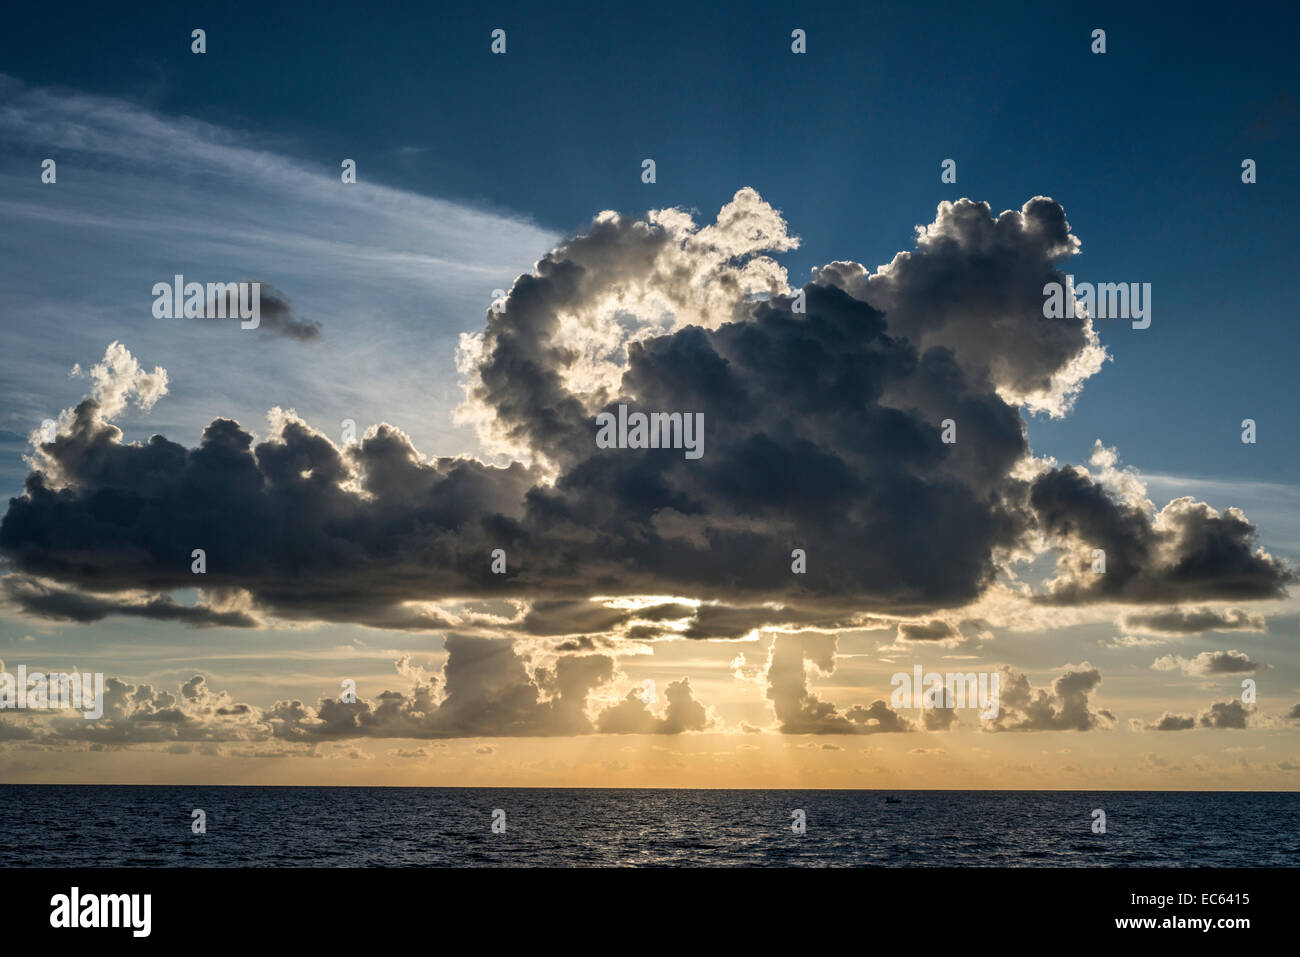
[0,0,1298,788]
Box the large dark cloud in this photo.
[0,191,1289,637]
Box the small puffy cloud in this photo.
[1139,700,1258,731]
[983,664,1112,732]
[208,281,320,341]
[1152,650,1260,677]
[1198,700,1254,729]
[596,678,711,734]
[1142,713,1197,732]
[69,340,168,420]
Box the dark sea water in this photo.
[1,786,1296,867]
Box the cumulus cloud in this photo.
[764,633,911,734]
[67,340,168,421]
[596,678,711,734]
[269,636,617,740]
[1143,712,1197,732]
[1033,471,1291,606]
[983,664,1113,732]
[0,191,1289,646]
[1140,698,1259,731]
[923,698,960,731]
[813,197,1104,417]
[1197,700,1254,729]
[1151,650,1260,677]
[41,673,267,745]
[1,638,723,743]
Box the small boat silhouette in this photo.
[883,795,902,804]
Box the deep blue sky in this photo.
[3,0,1297,482]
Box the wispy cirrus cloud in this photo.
[0,75,557,482]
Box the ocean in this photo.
[1,786,1295,867]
